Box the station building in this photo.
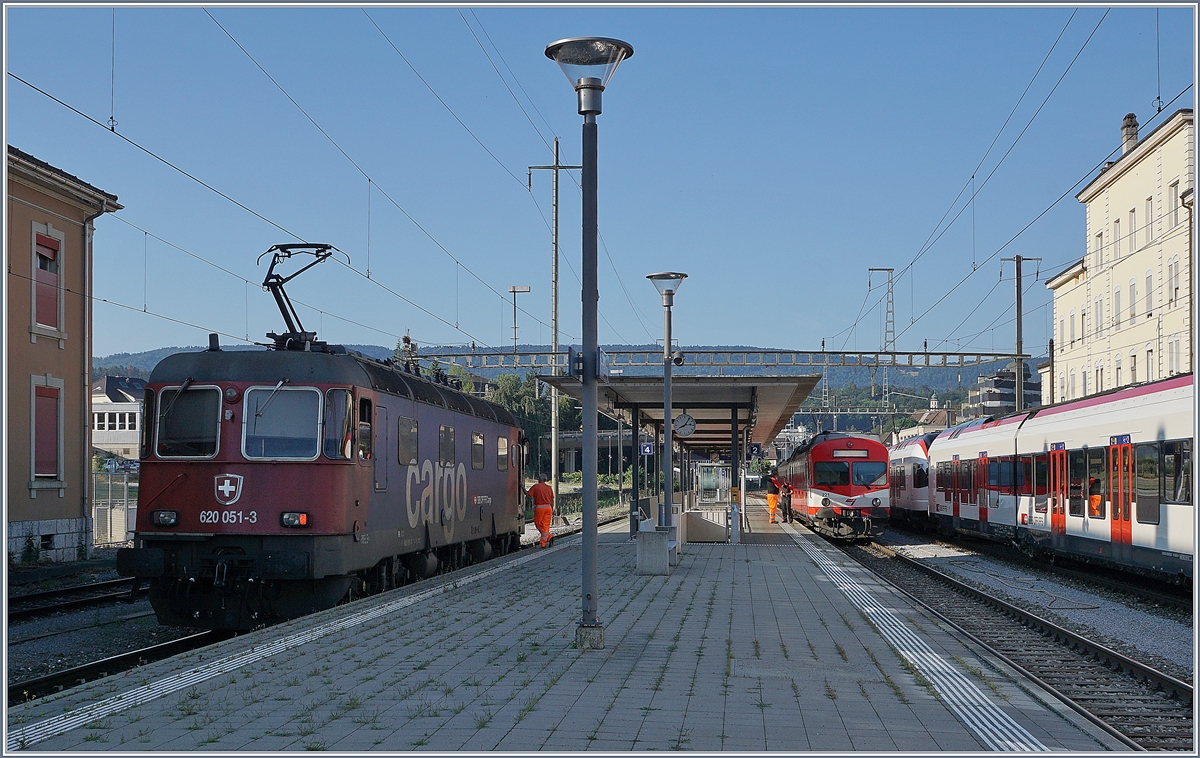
[1043,109,1193,403]
[91,375,146,460]
[7,146,121,562]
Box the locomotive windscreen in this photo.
[157,387,220,457]
[244,387,321,458]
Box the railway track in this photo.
[8,578,143,622]
[843,541,1193,751]
[7,630,235,706]
[885,524,1192,613]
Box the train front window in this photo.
[814,461,849,488]
[243,387,321,459]
[324,389,354,460]
[156,386,220,458]
[852,462,887,487]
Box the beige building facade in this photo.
[1044,109,1193,404]
[7,146,121,561]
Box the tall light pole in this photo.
[648,272,687,527]
[546,36,633,651]
[508,285,530,356]
[530,139,582,508]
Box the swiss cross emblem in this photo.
[214,474,244,506]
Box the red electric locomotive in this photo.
[778,431,890,541]
[117,245,526,630]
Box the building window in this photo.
[35,386,60,477]
[1128,209,1136,250]
[1115,357,1122,386]
[34,233,61,330]
[1129,351,1137,383]
[1114,288,1121,328]
[1069,370,1076,400]
[1058,373,1065,401]
[1058,317,1065,346]
[1113,219,1120,257]
[1093,232,1103,267]
[1146,348,1154,381]
[1082,368,1088,397]
[1168,181,1179,227]
[1070,310,1076,343]
[1145,197,1154,241]
[1095,363,1103,393]
[1129,280,1137,320]
[1167,257,1180,304]
[1145,271,1153,315]
[1094,297,1102,336]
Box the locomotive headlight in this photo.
[821,497,830,506]
[150,510,179,526]
[281,512,309,528]
[872,497,881,507]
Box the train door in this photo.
[1049,448,1067,537]
[977,455,989,524]
[1109,442,1133,554]
[950,459,961,519]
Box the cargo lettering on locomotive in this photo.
[405,460,469,534]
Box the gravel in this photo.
[881,529,1194,685]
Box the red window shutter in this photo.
[34,235,60,329]
[34,387,59,477]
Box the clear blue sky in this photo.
[6,5,1195,359]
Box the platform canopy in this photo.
[538,374,821,456]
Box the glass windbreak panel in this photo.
[157,387,220,458]
[1068,450,1086,516]
[324,389,354,460]
[497,436,509,471]
[1136,443,1160,523]
[1163,440,1192,504]
[814,461,849,488]
[1087,448,1107,518]
[472,432,485,470]
[245,388,320,459]
[398,416,419,465]
[852,461,887,487]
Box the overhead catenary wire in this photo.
[205,9,569,341]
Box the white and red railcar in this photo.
[907,374,1193,582]
[887,430,941,526]
[779,431,889,541]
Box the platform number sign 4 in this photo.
[640,443,654,456]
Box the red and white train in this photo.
[888,373,1193,582]
[778,431,890,541]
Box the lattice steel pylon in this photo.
[869,268,895,410]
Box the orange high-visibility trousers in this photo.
[534,505,553,547]
[767,493,779,523]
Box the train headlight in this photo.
[150,510,179,527]
[821,497,830,506]
[872,497,881,507]
[281,512,309,528]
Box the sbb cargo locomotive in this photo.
[117,245,526,630]
[778,431,890,541]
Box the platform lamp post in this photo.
[648,272,687,528]
[545,36,633,651]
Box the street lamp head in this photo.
[508,285,531,294]
[545,37,633,114]
[647,271,688,297]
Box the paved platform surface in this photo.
[8,498,1129,752]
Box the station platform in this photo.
[8,498,1129,752]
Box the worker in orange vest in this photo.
[766,470,781,524]
[529,472,555,548]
